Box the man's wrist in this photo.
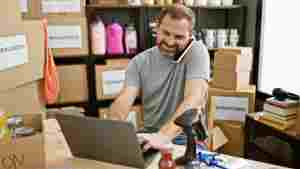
[159,124,182,140]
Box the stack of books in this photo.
[259,97,299,130]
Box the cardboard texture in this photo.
[0,20,44,92]
[91,0,128,5]
[215,120,245,157]
[21,0,43,19]
[207,85,256,131]
[214,53,253,71]
[98,105,143,129]
[56,65,88,103]
[216,47,253,57]
[0,80,45,114]
[210,126,228,151]
[0,113,45,169]
[1,0,22,26]
[44,119,73,168]
[96,59,129,100]
[47,16,89,57]
[41,0,86,17]
[212,69,251,90]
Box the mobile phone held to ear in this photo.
[173,39,194,63]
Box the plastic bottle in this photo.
[91,16,106,55]
[159,149,176,169]
[125,23,138,54]
[106,18,124,54]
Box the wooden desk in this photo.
[44,119,290,169]
[245,114,300,168]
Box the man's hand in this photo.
[137,133,172,152]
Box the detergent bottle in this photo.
[106,18,124,54]
[125,23,138,54]
[90,16,106,55]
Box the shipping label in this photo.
[42,0,81,13]
[48,25,82,49]
[0,34,29,71]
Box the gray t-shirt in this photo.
[125,41,210,130]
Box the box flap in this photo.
[211,126,228,151]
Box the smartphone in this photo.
[173,39,194,63]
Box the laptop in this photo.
[55,113,158,169]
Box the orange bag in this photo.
[42,18,60,104]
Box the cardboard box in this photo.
[96,59,129,100]
[91,0,128,5]
[0,80,45,114]
[1,0,22,26]
[212,69,251,90]
[0,20,44,92]
[214,52,253,71]
[207,85,256,130]
[21,0,43,19]
[56,65,88,103]
[47,16,89,57]
[0,113,45,169]
[215,120,245,157]
[21,0,86,18]
[41,0,86,17]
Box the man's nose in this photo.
[165,36,176,46]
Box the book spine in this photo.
[263,103,296,116]
[260,114,295,126]
[258,118,286,131]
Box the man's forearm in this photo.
[109,86,138,120]
[109,96,131,120]
[159,95,202,138]
[159,80,208,138]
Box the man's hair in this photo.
[157,4,196,31]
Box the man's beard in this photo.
[158,41,182,58]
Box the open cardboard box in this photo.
[0,113,45,169]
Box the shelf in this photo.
[54,56,88,65]
[87,4,141,9]
[46,101,88,109]
[92,54,136,59]
[87,4,243,9]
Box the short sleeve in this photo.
[125,59,141,89]
[185,41,210,81]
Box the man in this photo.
[109,4,210,149]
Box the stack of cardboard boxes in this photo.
[212,48,253,90]
[208,47,255,156]
[0,1,46,169]
[20,0,89,104]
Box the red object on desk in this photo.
[159,150,176,169]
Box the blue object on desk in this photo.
[172,133,187,145]
[197,150,229,169]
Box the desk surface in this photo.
[44,118,291,169]
[247,113,300,141]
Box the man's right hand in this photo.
[137,133,173,152]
